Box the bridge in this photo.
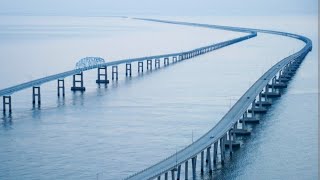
[0,22,256,112]
[122,19,312,180]
[0,17,312,180]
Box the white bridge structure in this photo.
[0,18,312,180]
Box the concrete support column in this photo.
[126,63,132,77]
[155,59,160,68]
[165,172,168,180]
[220,136,226,165]
[157,176,161,180]
[242,113,247,130]
[228,130,233,156]
[57,79,65,97]
[192,156,197,180]
[32,86,41,105]
[147,60,152,70]
[177,164,181,180]
[71,72,85,91]
[3,96,12,113]
[112,66,118,81]
[185,161,188,180]
[173,56,177,63]
[272,77,276,92]
[96,66,109,84]
[164,58,169,66]
[179,55,183,61]
[213,141,218,164]
[259,92,263,107]
[138,62,144,73]
[171,169,175,180]
[207,147,212,173]
[200,151,204,172]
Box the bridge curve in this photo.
[124,19,312,180]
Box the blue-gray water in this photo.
[0,16,318,180]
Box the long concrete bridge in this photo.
[0,21,256,112]
[123,19,312,180]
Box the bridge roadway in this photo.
[124,19,312,180]
[0,30,255,97]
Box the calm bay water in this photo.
[0,16,318,180]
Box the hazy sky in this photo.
[0,0,318,16]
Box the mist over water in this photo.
[0,15,318,179]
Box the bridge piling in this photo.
[207,147,212,173]
[228,130,233,156]
[164,58,169,66]
[147,60,152,70]
[172,56,177,63]
[71,72,86,91]
[126,63,132,77]
[191,156,197,180]
[185,161,188,180]
[179,55,183,61]
[200,151,204,172]
[177,164,181,180]
[32,86,41,105]
[171,169,175,180]
[155,59,160,69]
[57,79,65,97]
[3,96,12,113]
[112,66,118,81]
[96,66,109,84]
[138,62,144,73]
[220,136,226,165]
[213,141,218,164]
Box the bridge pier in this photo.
[207,147,212,173]
[147,60,152,70]
[96,66,109,84]
[171,169,175,180]
[255,90,272,107]
[165,172,168,180]
[32,86,41,105]
[234,119,251,136]
[262,77,281,98]
[177,164,181,180]
[2,96,12,113]
[213,141,218,164]
[220,135,226,165]
[191,156,197,180]
[138,62,144,73]
[112,66,118,80]
[164,58,169,66]
[200,151,204,172]
[157,176,160,180]
[155,59,160,68]
[248,94,267,113]
[228,130,233,156]
[185,161,188,180]
[172,56,177,63]
[179,55,183,61]
[57,79,65,97]
[126,63,132,77]
[71,72,86,91]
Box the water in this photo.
[0,15,318,180]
